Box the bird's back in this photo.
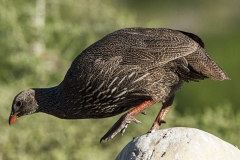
[72,28,228,79]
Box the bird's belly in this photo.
[58,96,147,119]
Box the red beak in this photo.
[9,115,18,125]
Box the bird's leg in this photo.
[100,100,157,142]
[148,95,174,133]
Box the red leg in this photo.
[100,100,157,142]
[149,95,174,132]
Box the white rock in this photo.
[116,127,240,160]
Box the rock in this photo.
[116,127,240,160]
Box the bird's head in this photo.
[9,89,38,125]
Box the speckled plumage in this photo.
[9,28,229,141]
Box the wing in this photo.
[79,28,201,67]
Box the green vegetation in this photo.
[1,0,239,159]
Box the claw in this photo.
[120,123,128,135]
[148,129,155,133]
[159,119,166,124]
[141,111,147,115]
[131,117,141,124]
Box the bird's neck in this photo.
[34,86,59,115]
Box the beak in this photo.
[9,114,18,125]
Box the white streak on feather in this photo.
[111,87,117,94]
[86,97,93,103]
[108,77,118,88]
[112,98,120,103]
[128,72,135,78]
[117,76,127,86]
[100,95,107,100]
[114,90,127,98]
[132,73,150,83]
[86,86,92,92]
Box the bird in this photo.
[9,28,230,142]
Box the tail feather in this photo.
[185,48,230,81]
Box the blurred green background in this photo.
[1,0,240,159]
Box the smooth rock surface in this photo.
[116,127,240,160]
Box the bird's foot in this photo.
[147,96,174,134]
[100,114,141,142]
[100,100,157,142]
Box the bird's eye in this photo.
[16,101,22,107]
